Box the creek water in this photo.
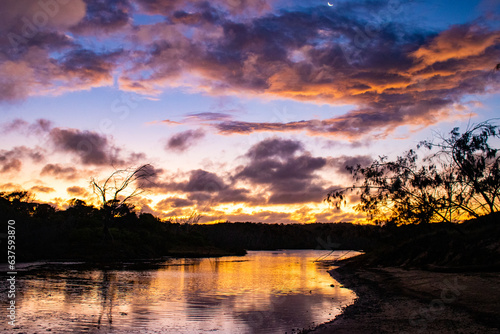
[0,250,358,333]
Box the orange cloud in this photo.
[411,24,500,70]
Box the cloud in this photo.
[211,210,292,224]
[411,24,500,70]
[0,48,118,102]
[0,0,500,144]
[1,1,498,139]
[146,119,182,126]
[0,1,120,102]
[156,197,194,211]
[211,187,252,204]
[148,139,330,206]
[71,0,131,34]
[185,112,233,122]
[165,129,205,152]
[0,183,23,191]
[328,155,373,175]
[58,49,120,83]
[142,167,253,206]
[40,163,78,180]
[184,169,226,193]
[0,0,86,35]
[49,128,117,165]
[134,0,274,16]
[1,119,29,133]
[30,185,55,193]
[235,138,328,204]
[66,186,89,197]
[1,118,53,135]
[3,119,146,168]
[0,158,21,173]
[48,127,145,166]
[121,6,499,138]
[245,138,303,160]
[0,146,45,173]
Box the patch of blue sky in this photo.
[132,14,166,26]
[403,0,484,30]
[74,34,132,53]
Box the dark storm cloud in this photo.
[184,169,226,193]
[245,138,303,160]
[236,154,326,187]
[46,126,143,167]
[213,187,252,203]
[235,138,328,204]
[58,49,121,83]
[166,129,205,152]
[150,138,334,206]
[49,128,116,165]
[71,0,131,34]
[142,167,254,205]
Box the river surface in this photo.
[0,250,358,333]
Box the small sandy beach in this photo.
[307,264,500,333]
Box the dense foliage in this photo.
[327,121,500,224]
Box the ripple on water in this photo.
[0,250,358,334]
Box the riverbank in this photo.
[308,258,500,333]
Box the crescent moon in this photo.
[327,2,333,6]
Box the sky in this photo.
[1,0,499,224]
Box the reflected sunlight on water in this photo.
[0,250,358,333]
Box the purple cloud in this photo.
[166,129,205,152]
[41,164,78,180]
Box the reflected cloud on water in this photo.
[0,250,357,333]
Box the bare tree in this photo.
[169,209,203,225]
[91,164,155,242]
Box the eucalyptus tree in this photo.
[91,164,155,242]
[327,120,500,225]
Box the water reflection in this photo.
[0,250,357,333]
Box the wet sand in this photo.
[307,263,500,333]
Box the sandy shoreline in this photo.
[306,262,500,333]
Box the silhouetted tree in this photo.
[326,150,448,225]
[0,191,36,219]
[419,120,500,216]
[90,164,155,242]
[327,120,500,224]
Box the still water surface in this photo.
[1,250,357,333]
